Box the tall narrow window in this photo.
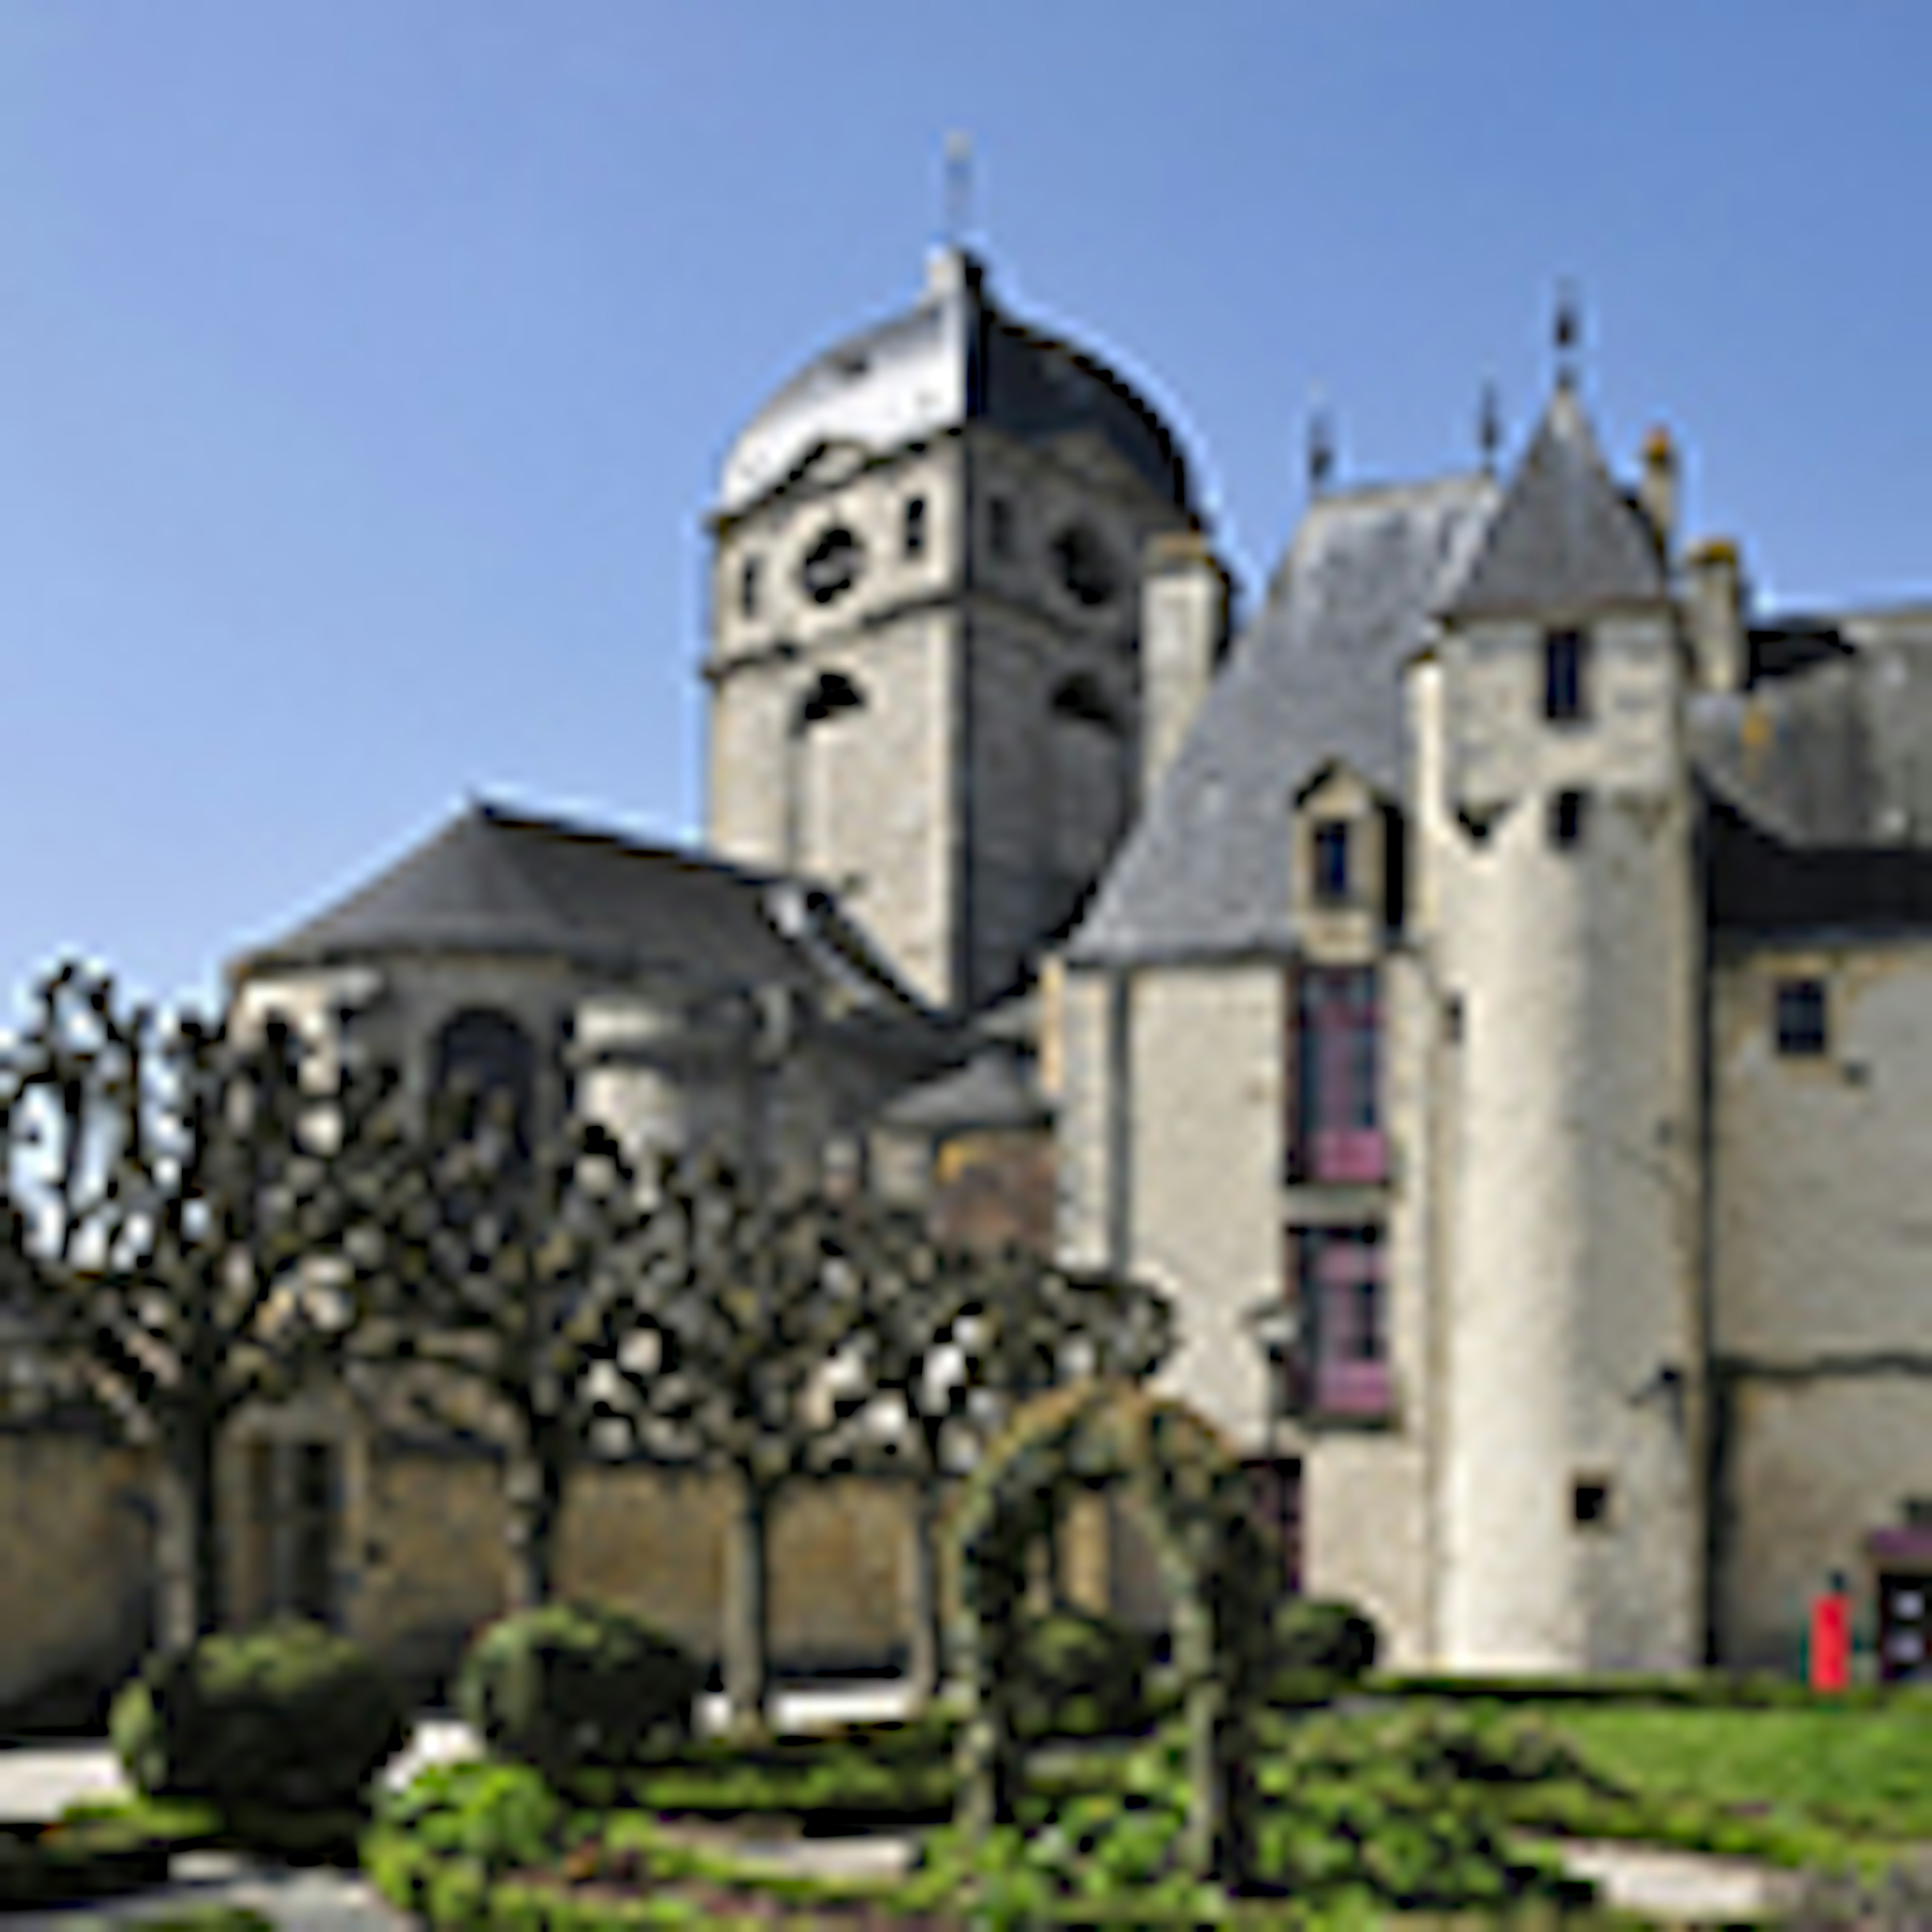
[1550,789,1588,849]
[1544,627,1589,722]
[740,557,761,619]
[1311,820,1352,904]
[903,496,927,557]
[1293,1226,1391,1420]
[1291,965,1384,1183]
[1775,977,1829,1056]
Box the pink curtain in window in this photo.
[1311,1233,1389,1417]
[1300,970,1386,1182]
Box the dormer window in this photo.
[1312,820,1351,904]
[1544,627,1590,723]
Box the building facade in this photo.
[12,245,1931,1712]
[1062,367,1932,1680]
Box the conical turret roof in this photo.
[1443,385,1668,623]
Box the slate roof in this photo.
[1706,793,1932,933]
[1691,608,1932,850]
[879,1044,1051,1134]
[718,249,1190,517]
[230,801,929,1013]
[1068,473,1499,965]
[1444,384,1669,622]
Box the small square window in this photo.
[1573,1477,1613,1527]
[1550,789,1588,849]
[1775,978,1829,1057]
[904,496,927,557]
[1312,820,1351,904]
[1544,628,1590,723]
[988,496,1013,560]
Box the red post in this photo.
[1809,1579,1851,1692]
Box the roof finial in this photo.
[1478,381,1502,476]
[942,130,974,251]
[1554,279,1583,391]
[1307,391,1335,497]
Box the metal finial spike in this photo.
[943,131,974,250]
[1478,382,1502,475]
[1554,281,1582,390]
[1307,410,1334,496]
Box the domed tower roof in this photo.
[717,248,1193,519]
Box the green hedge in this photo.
[458,1602,702,1783]
[110,1618,407,1816]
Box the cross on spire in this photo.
[1554,280,1583,391]
[943,131,974,250]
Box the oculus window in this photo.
[800,526,863,605]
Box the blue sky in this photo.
[5,3,1929,1019]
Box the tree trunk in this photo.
[723,1475,776,1742]
[906,1478,947,1705]
[506,1429,566,1613]
[156,1421,222,1654]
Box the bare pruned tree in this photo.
[0,960,400,1651]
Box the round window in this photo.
[800,526,864,605]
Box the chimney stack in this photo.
[1639,425,1678,558]
[1686,539,1749,693]
[1140,531,1230,800]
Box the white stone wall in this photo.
[1125,964,1285,1451]
[1054,963,1116,1274]
[1445,615,1679,810]
[1711,937,1932,1666]
[1424,614,1704,1673]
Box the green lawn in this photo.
[1537,1699,1932,1845]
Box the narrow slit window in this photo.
[903,496,927,557]
[1544,627,1590,723]
[1550,789,1588,848]
[740,557,761,619]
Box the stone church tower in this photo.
[703,248,1198,1014]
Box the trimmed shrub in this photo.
[457,1601,701,1781]
[1272,1595,1380,1681]
[1007,1605,1155,1743]
[110,1618,408,1815]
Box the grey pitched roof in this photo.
[879,1044,1050,1134]
[718,249,1190,517]
[1069,474,1499,965]
[1689,608,1932,849]
[1444,386,1668,622]
[230,801,928,1012]
[1706,793,1932,933]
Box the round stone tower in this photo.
[1416,384,1705,1671]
